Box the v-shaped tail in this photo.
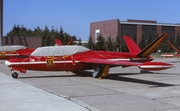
[166,41,180,53]
[55,39,63,46]
[124,36,141,54]
[55,38,74,46]
[124,33,168,57]
[137,33,168,57]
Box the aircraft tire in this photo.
[12,72,18,79]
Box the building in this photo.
[1,36,42,48]
[90,19,180,44]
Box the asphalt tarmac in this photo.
[0,58,180,111]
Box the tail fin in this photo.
[55,38,74,46]
[55,39,63,46]
[166,41,180,53]
[66,38,74,45]
[137,33,168,57]
[124,36,141,54]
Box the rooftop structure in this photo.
[90,19,180,44]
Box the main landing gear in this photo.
[92,65,110,79]
[11,70,18,79]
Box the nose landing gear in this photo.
[11,70,18,79]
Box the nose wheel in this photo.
[12,72,18,79]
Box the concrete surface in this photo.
[1,58,180,111]
[0,60,96,111]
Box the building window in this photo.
[95,29,100,43]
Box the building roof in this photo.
[120,20,180,27]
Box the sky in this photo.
[3,0,180,40]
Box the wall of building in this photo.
[142,25,157,40]
[162,26,175,41]
[90,19,180,45]
[120,24,137,45]
[2,37,42,48]
[90,19,119,42]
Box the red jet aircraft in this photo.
[5,33,174,79]
[161,41,180,58]
[0,45,35,60]
[0,38,74,60]
[55,37,74,46]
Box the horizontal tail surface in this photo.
[167,41,180,53]
[55,38,74,46]
[66,38,74,45]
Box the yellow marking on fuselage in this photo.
[0,52,5,57]
[46,59,54,67]
[11,50,16,53]
[46,56,58,59]
[62,55,71,59]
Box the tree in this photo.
[121,43,128,52]
[175,33,180,49]
[139,35,146,49]
[169,35,174,52]
[33,26,43,37]
[50,26,56,45]
[7,24,20,36]
[132,34,137,43]
[87,35,94,50]
[58,26,64,41]
[159,42,169,53]
[45,35,52,46]
[114,36,121,52]
[77,38,82,45]
[106,36,114,51]
[169,35,174,44]
[147,32,152,45]
[42,25,50,46]
[95,34,105,50]
[6,24,78,46]
[62,32,70,45]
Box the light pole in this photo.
[0,0,3,46]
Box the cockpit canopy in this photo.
[31,45,90,56]
[0,45,26,52]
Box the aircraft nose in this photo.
[5,60,11,66]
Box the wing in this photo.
[79,58,140,66]
[79,58,173,71]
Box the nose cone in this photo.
[5,60,11,67]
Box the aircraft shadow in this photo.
[19,70,93,79]
[19,71,176,87]
[170,61,180,63]
[19,75,77,79]
[107,74,176,87]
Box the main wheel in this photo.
[12,72,18,79]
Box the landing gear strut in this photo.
[12,71,18,79]
[92,65,110,78]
